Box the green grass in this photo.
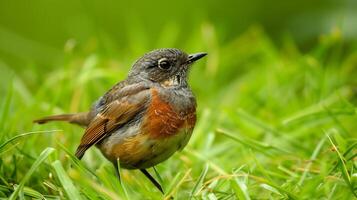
[0,26,356,199]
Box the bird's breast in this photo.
[98,87,196,169]
[142,88,196,139]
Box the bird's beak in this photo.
[187,52,207,64]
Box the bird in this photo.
[34,48,207,193]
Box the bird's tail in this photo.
[33,112,90,127]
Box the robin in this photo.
[34,48,207,193]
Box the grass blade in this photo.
[231,178,250,200]
[298,136,326,186]
[326,133,357,198]
[9,147,55,200]
[52,160,82,200]
[165,169,191,200]
[216,128,287,156]
[116,158,129,199]
[190,164,209,198]
[0,130,59,154]
[56,142,98,178]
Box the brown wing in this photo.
[75,89,150,159]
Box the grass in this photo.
[0,25,356,199]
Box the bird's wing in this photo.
[75,87,151,159]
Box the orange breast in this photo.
[101,88,197,169]
[143,88,196,139]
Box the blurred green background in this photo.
[1,0,356,70]
[1,0,357,199]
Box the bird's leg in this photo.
[140,169,164,194]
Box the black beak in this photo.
[187,52,207,64]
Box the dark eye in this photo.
[158,58,171,70]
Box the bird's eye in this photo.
[158,58,171,70]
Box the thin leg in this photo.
[140,169,164,194]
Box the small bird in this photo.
[34,48,207,193]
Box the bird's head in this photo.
[128,48,207,88]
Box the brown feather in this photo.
[33,112,91,127]
[75,89,150,159]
